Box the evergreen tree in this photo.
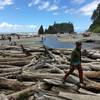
[45,22,74,34]
[89,3,100,33]
[38,25,44,34]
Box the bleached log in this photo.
[22,57,37,71]
[43,45,60,64]
[59,92,100,100]
[0,55,33,62]
[52,64,70,70]
[0,60,30,66]
[0,67,21,73]
[47,63,91,71]
[0,94,8,100]
[37,63,64,74]
[7,84,38,100]
[0,52,29,57]
[17,72,79,85]
[64,71,100,92]
[47,67,64,74]
[0,77,27,91]
[17,73,64,81]
[0,45,21,50]
[0,70,21,77]
[82,49,100,59]
[65,70,100,79]
[43,78,78,91]
[51,86,77,93]
[89,64,100,71]
[0,65,19,68]
[83,71,100,79]
[49,53,63,64]
[82,57,96,63]
[36,94,66,100]
[79,88,97,95]
[91,53,100,59]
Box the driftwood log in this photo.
[0,67,21,73]
[0,52,29,57]
[0,77,27,91]
[0,70,22,77]
[0,55,33,62]
[0,60,30,66]
[0,65,19,68]
[7,84,39,100]
[59,92,100,100]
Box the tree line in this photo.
[89,3,100,33]
[38,22,74,35]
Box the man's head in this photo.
[75,41,82,50]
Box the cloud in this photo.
[47,4,58,11]
[64,7,76,14]
[78,0,100,16]
[71,0,85,4]
[28,0,41,7]
[0,0,13,9]
[38,1,50,10]
[34,0,41,5]
[28,0,59,11]
[28,3,33,7]
[0,22,38,32]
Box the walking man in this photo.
[62,41,85,85]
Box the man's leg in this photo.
[77,65,83,83]
[63,66,75,83]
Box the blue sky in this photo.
[0,0,100,33]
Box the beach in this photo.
[0,33,100,100]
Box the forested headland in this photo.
[89,3,100,33]
[38,22,74,34]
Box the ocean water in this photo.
[43,36,99,49]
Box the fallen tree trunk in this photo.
[64,70,100,79]
[59,92,100,100]
[45,63,70,70]
[0,55,34,62]
[22,57,37,71]
[83,71,100,79]
[0,45,21,50]
[43,45,66,64]
[89,64,100,71]
[0,52,29,57]
[0,65,19,68]
[64,71,100,93]
[18,72,100,93]
[17,72,63,81]
[0,67,21,73]
[7,84,38,100]
[43,78,78,91]
[0,77,27,91]
[0,70,22,77]
[0,60,30,66]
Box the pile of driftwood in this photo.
[0,42,100,100]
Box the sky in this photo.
[0,0,100,33]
